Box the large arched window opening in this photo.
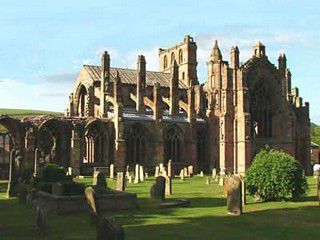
[197,130,206,167]
[250,81,273,138]
[78,85,87,117]
[84,121,108,164]
[179,49,183,63]
[164,125,183,164]
[126,124,147,167]
[171,52,175,64]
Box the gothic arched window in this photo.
[126,124,147,166]
[164,125,183,163]
[171,52,175,64]
[164,55,168,69]
[179,49,183,63]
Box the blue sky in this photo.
[0,0,319,124]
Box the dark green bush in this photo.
[245,148,307,201]
[38,163,71,182]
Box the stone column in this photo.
[34,148,39,176]
[7,149,16,198]
[70,129,82,175]
[116,172,125,191]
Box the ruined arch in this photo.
[84,119,109,165]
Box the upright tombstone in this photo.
[200,171,204,177]
[97,172,107,189]
[68,167,73,176]
[134,164,140,184]
[212,168,217,179]
[116,172,125,191]
[165,176,172,196]
[226,176,242,216]
[240,176,246,206]
[167,160,173,177]
[183,167,188,177]
[110,164,115,179]
[206,177,211,185]
[180,169,184,181]
[125,166,130,178]
[188,165,194,177]
[85,187,125,240]
[139,165,144,182]
[145,172,149,179]
[150,176,166,201]
[155,166,160,177]
[219,175,225,186]
[36,204,48,236]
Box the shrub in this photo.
[38,163,71,182]
[245,147,307,201]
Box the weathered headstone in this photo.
[145,172,149,179]
[116,172,125,191]
[200,171,204,177]
[139,165,144,182]
[168,160,173,177]
[183,167,188,177]
[67,167,73,176]
[110,164,115,179]
[165,176,172,196]
[84,187,124,239]
[180,169,184,181]
[240,176,246,206]
[134,164,140,184]
[150,176,166,201]
[155,166,160,177]
[96,172,107,189]
[219,175,225,186]
[206,177,210,185]
[212,168,217,179]
[226,176,242,216]
[36,204,48,236]
[188,165,193,177]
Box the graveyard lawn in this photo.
[0,177,319,240]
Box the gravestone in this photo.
[34,148,39,176]
[85,187,124,240]
[165,176,172,196]
[188,165,193,177]
[150,176,166,201]
[226,176,242,216]
[180,169,184,181]
[183,167,188,177]
[110,164,115,179]
[206,177,210,185]
[168,160,173,177]
[36,204,48,236]
[212,168,217,179]
[125,165,130,178]
[134,164,140,184]
[96,172,107,189]
[145,173,148,179]
[155,166,160,177]
[116,172,125,191]
[128,175,133,184]
[219,175,225,186]
[200,171,204,177]
[67,167,73,176]
[139,165,144,182]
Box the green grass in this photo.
[0,177,319,240]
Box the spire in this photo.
[211,40,222,61]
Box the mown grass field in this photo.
[0,176,319,240]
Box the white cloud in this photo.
[0,77,72,112]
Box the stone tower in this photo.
[159,35,198,87]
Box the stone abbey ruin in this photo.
[0,35,311,180]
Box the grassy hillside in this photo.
[311,122,320,146]
[0,108,63,131]
[0,108,63,119]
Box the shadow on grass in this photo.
[121,206,320,240]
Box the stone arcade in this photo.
[0,36,311,179]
